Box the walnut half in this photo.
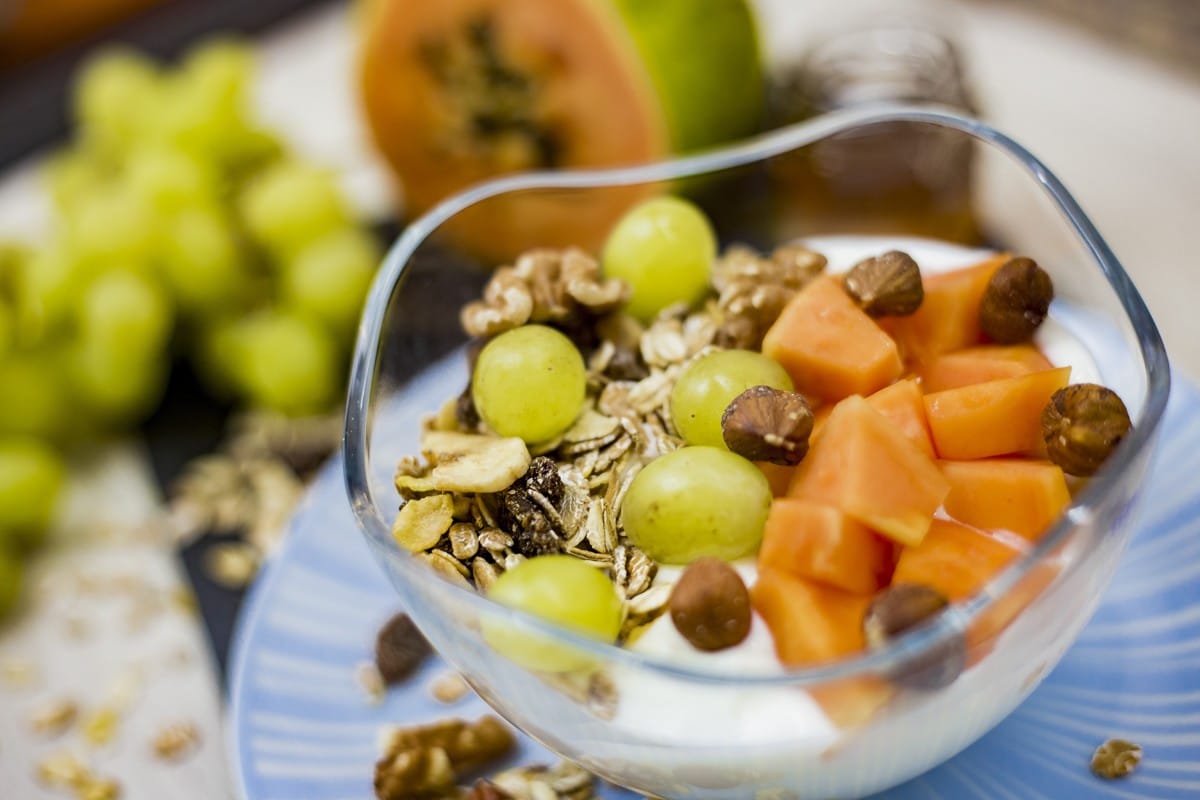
[375,716,516,800]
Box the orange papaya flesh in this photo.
[359,0,667,261]
[918,344,1053,393]
[940,458,1071,542]
[865,377,935,457]
[787,395,950,547]
[763,277,903,402]
[924,367,1071,460]
[880,254,1008,365]
[760,498,893,594]
[751,569,872,667]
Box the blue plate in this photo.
[229,382,1200,800]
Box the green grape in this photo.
[0,303,12,358]
[221,126,285,178]
[68,186,159,271]
[67,336,167,427]
[188,317,240,398]
[232,310,340,415]
[281,228,379,334]
[622,446,771,564]
[601,196,716,321]
[144,39,253,161]
[0,246,23,353]
[124,147,218,212]
[77,270,174,358]
[73,49,162,154]
[182,39,253,111]
[238,161,351,258]
[472,325,586,443]
[0,351,72,440]
[44,149,112,213]
[670,350,794,448]
[0,438,66,552]
[15,244,86,339]
[485,555,622,672]
[161,208,250,317]
[0,548,23,619]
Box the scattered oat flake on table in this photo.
[81,706,120,747]
[152,722,201,761]
[1,656,38,688]
[77,776,122,800]
[1091,738,1143,779]
[28,698,78,736]
[36,750,88,788]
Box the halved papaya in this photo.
[358,0,763,260]
[866,377,935,457]
[760,498,893,594]
[924,367,1071,459]
[918,345,1053,393]
[880,254,1008,364]
[787,395,949,547]
[940,458,1070,541]
[762,277,903,402]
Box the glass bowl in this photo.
[344,106,1170,799]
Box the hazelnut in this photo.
[1042,383,1132,477]
[375,613,433,685]
[843,251,924,317]
[863,583,964,689]
[979,257,1054,343]
[721,385,813,466]
[669,558,751,652]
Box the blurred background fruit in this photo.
[358,0,765,259]
[0,35,384,616]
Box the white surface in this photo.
[0,1,1195,797]
[0,446,230,799]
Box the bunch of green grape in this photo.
[0,41,381,617]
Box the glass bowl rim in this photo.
[344,104,1171,686]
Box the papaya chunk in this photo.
[891,518,1021,601]
[941,459,1071,541]
[880,254,1008,364]
[751,569,871,666]
[924,367,1071,460]
[866,377,935,457]
[762,277,903,402]
[919,345,1053,393]
[972,559,1061,653]
[757,462,796,498]
[810,403,834,441]
[811,678,895,729]
[787,396,950,547]
[760,499,893,594]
